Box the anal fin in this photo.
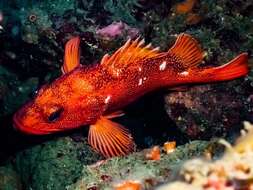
[88,117,135,158]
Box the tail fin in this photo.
[201,53,249,82]
[168,33,204,69]
[61,37,80,74]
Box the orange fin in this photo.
[101,37,163,77]
[104,111,125,119]
[61,37,81,74]
[202,53,249,82]
[168,33,204,69]
[88,117,135,158]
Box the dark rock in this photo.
[164,82,252,140]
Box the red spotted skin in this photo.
[13,53,190,134]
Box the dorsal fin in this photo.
[101,37,163,77]
[61,37,81,74]
[168,33,204,69]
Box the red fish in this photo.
[13,34,249,157]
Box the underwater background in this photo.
[0,0,253,189]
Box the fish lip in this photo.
[13,111,51,135]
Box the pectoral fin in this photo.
[104,110,125,119]
[88,117,135,158]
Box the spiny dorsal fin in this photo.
[101,37,163,77]
[168,33,204,69]
[61,37,81,74]
[88,116,135,158]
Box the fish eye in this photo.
[48,108,63,122]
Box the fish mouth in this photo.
[13,112,52,135]
[13,100,58,135]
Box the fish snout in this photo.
[13,111,51,135]
[13,102,50,135]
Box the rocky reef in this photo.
[14,136,102,190]
[68,140,212,190]
[0,0,253,189]
[157,122,253,190]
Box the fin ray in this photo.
[168,33,204,69]
[88,117,135,158]
[186,53,249,83]
[62,37,81,74]
[101,38,163,77]
[104,111,125,119]
[206,53,249,81]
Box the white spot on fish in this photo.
[138,67,142,72]
[159,61,167,71]
[138,78,143,86]
[104,95,111,104]
[113,69,120,77]
[143,77,147,81]
[180,71,189,76]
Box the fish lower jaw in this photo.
[13,115,54,135]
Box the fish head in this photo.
[13,70,103,135]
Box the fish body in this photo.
[13,34,249,157]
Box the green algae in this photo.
[15,136,101,190]
[0,166,22,190]
[104,0,141,25]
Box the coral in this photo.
[96,21,140,41]
[145,146,161,161]
[114,180,142,190]
[163,141,176,154]
[156,122,253,190]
